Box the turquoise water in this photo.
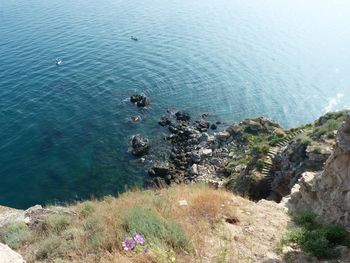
[1,0,350,208]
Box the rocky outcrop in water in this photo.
[286,113,350,227]
[130,94,150,107]
[130,135,150,157]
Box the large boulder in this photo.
[24,205,74,229]
[0,243,26,263]
[130,135,150,157]
[0,206,24,228]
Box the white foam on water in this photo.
[323,93,344,113]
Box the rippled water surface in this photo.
[1,0,350,208]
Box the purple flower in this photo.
[122,238,135,251]
[133,233,145,245]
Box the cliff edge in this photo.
[286,113,350,228]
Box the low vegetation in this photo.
[0,185,235,262]
[311,110,350,140]
[0,222,32,249]
[0,184,291,262]
[282,211,350,259]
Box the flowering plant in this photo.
[122,233,146,251]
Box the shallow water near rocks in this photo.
[1,0,350,208]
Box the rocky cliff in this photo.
[286,113,350,227]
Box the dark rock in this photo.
[154,177,168,188]
[148,161,170,177]
[191,152,201,163]
[216,121,221,125]
[130,135,150,156]
[198,120,210,129]
[130,94,150,107]
[168,126,178,134]
[159,116,172,126]
[210,124,217,130]
[175,111,191,121]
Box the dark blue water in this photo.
[1,0,350,208]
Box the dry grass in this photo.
[0,184,290,262]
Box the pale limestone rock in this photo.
[287,113,350,227]
[0,243,25,263]
[0,207,25,228]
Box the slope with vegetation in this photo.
[0,184,290,263]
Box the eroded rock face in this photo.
[287,113,350,227]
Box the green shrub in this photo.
[0,222,32,249]
[253,144,269,155]
[295,134,312,146]
[313,119,340,139]
[292,210,318,230]
[123,207,191,252]
[46,215,71,234]
[302,231,335,259]
[269,135,284,146]
[36,236,62,259]
[320,224,350,246]
[256,159,264,171]
[79,202,95,218]
[284,211,350,259]
[284,228,306,244]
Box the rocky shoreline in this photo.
[0,94,349,262]
[128,94,350,203]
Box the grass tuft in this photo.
[46,215,71,234]
[0,222,32,249]
[123,207,192,252]
[36,236,62,260]
[79,202,95,218]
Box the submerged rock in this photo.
[130,135,150,156]
[130,115,141,123]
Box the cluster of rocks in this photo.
[154,112,228,187]
[131,109,234,188]
[130,94,150,107]
[127,95,349,210]
[129,134,150,157]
